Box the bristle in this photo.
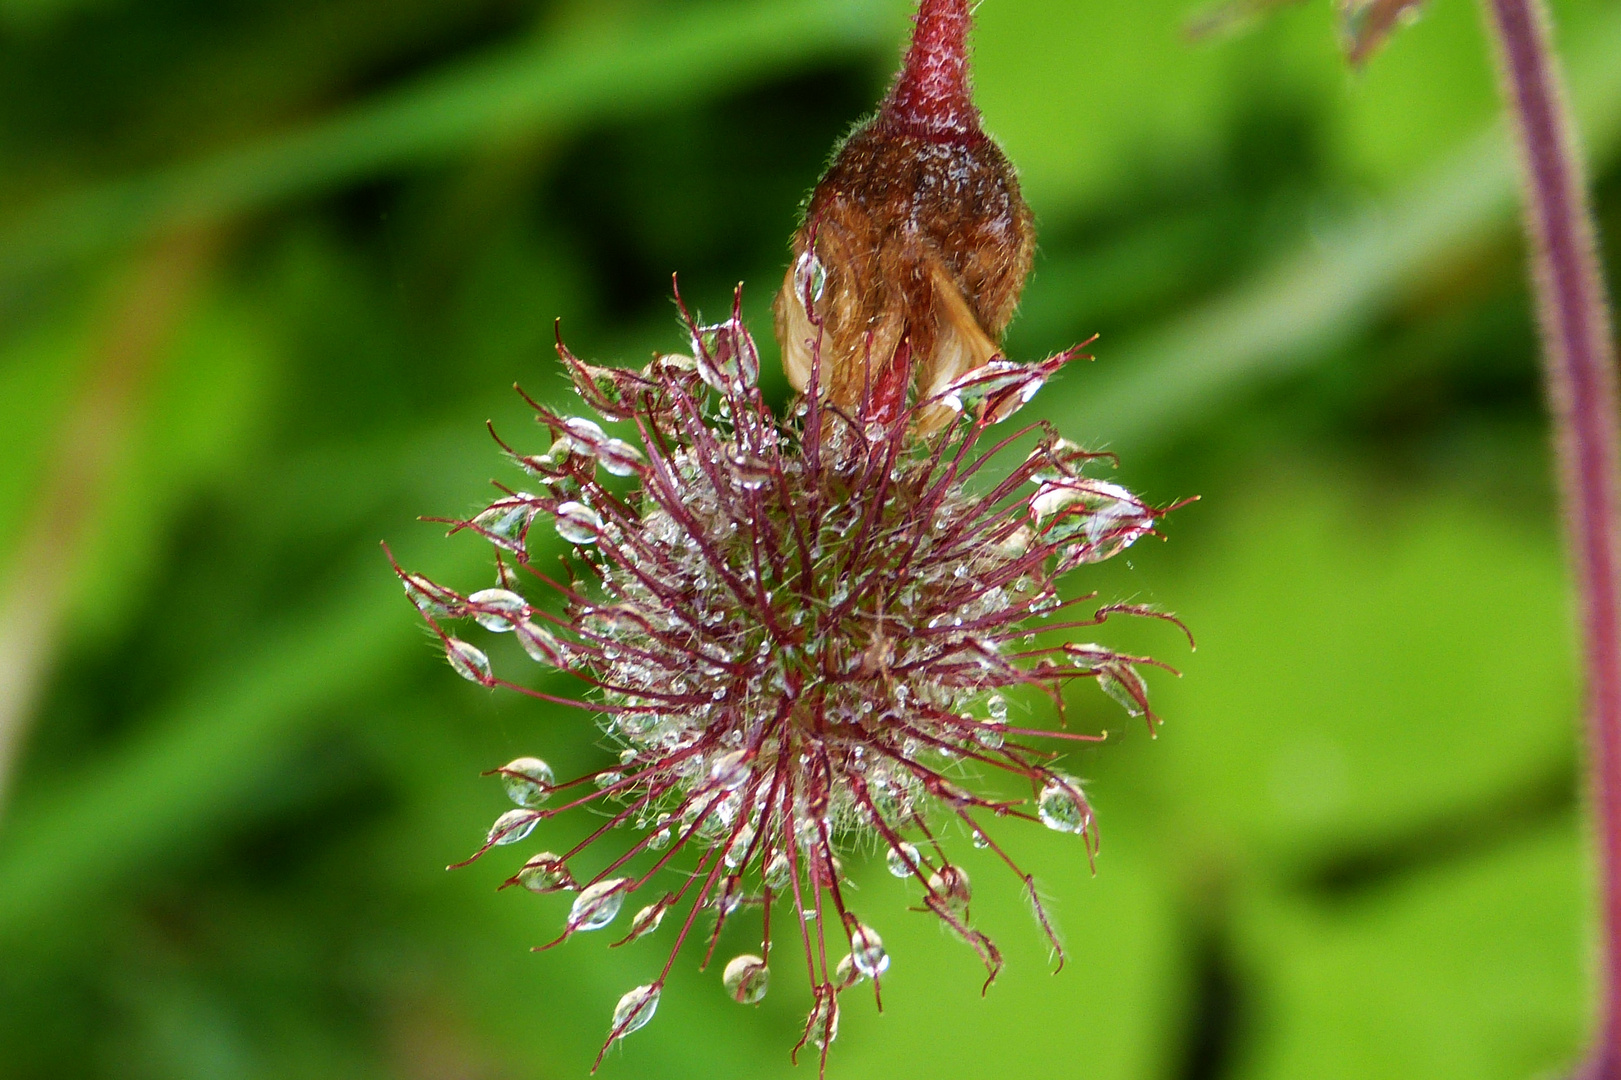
[881,0,979,137]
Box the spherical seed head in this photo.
[772,0,1035,428]
[396,288,1186,1067]
[394,1,1191,1070]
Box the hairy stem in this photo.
[1481,0,1621,1071]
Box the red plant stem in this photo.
[1482,0,1621,1071]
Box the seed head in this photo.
[392,0,1190,1071]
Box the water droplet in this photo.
[1099,662,1148,717]
[763,852,791,890]
[793,250,827,304]
[610,984,660,1039]
[730,451,773,490]
[833,953,862,989]
[467,588,526,632]
[725,824,755,868]
[473,502,532,551]
[928,866,972,918]
[487,808,539,846]
[599,438,646,477]
[445,638,492,684]
[986,694,1008,722]
[885,842,919,878]
[848,922,889,978]
[515,620,568,667]
[564,417,608,443]
[1038,773,1091,834]
[499,757,554,807]
[626,903,665,940]
[970,831,990,850]
[714,876,744,917]
[516,852,575,893]
[554,501,602,545]
[723,954,770,1004]
[709,749,751,791]
[403,573,455,618]
[693,319,760,393]
[569,878,629,931]
[806,995,839,1049]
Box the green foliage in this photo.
[0,0,1617,1077]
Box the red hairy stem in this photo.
[883,0,977,136]
[1481,0,1621,1072]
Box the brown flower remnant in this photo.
[391,0,1190,1073]
[773,0,1034,432]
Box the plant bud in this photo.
[773,0,1034,430]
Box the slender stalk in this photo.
[1481,1,1621,1073]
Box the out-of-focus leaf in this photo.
[1238,825,1589,1079]
[0,539,480,941]
[0,0,903,282]
[1130,467,1575,863]
[1031,0,1621,455]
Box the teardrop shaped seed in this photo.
[1038,773,1090,834]
[499,757,554,807]
[468,588,526,632]
[609,984,660,1040]
[848,922,889,978]
[487,808,539,846]
[833,953,862,989]
[722,954,770,1004]
[554,501,602,545]
[885,842,919,878]
[516,852,575,893]
[569,878,629,932]
[445,638,492,684]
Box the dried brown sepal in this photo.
[772,0,1034,432]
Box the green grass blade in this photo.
[0,0,900,282]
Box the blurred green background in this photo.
[1,0,1617,1076]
